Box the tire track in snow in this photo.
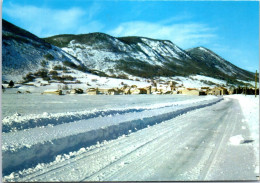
[93,107,225,181]
[82,118,191,181]
[198,98,238,180]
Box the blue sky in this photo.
[2,0,259,73]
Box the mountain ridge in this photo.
[186,46,254,81]
[44,33,255,82]
[2,19,256,85]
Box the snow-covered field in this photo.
[2,92,259,181]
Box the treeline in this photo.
[231,86,259,95]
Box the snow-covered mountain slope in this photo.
[186,47,255,81]
[45,34,255,82]
[44,34,202,78]
[2,19,84,82]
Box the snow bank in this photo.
[2,96,222,175]
[2,95,217,133]
[229,135,244,145]
[225,95,259,174]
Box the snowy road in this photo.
[3,97,258,181]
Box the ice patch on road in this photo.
[229,135,244,145]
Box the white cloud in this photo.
[3,3,103,37]
[109,21,216,48]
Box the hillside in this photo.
[44,33,255,82]
[45,33,197,78]
[186,47,255,82]
[2,19,84,82]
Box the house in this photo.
[164,91,173,94]
[70,88,83,94]
[182,88,206,96]
[200,86,210,91]
[42,89,62,95]
[162,85,173,94]
[131,85,138,88]
[138,88,148,94]
[208,87,228,95]
[130,88,141,95]
[156,88,164,94]
[108,88,121,95]
[86,88,98,95]
[144,86,152,94]
[97,88,122,95]
[97,88,110,95]
[200,87,211,95]
[172,89,178,94]
[121,86,131,95]
[147,86,152,94]
[175,86,185,94]
[152,91,162,95]
[151,87,157,93]
[137,86,151,94]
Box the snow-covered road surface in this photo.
[3,96,258,181]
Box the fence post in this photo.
[255,70,258,97]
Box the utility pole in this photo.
[255,70,258,98]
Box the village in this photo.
[3,77,258,96]
[41,81,258,96]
